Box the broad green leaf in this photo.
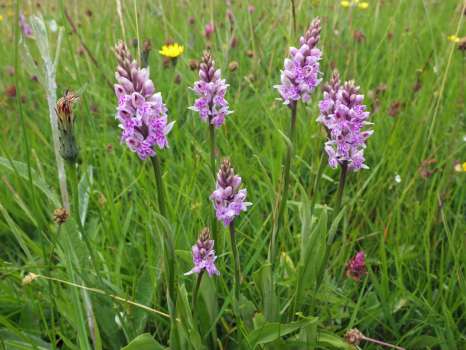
[247,318,317,348]
[253,263,277,321]
[0,328,51,349]
[317,332,353,349]
[121,333,164,350]
[132,265,156,334]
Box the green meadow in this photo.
[0,0,464,349]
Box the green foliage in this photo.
[0,0,465,349]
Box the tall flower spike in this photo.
[211,159,251,226]
[56,91,80,163]
[185,228,219,277]
[114,41,174,160]
[318,77,373,171]
[275,17,322,105]
[189,51,232,128]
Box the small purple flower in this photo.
[317,70,373,171]
[211,159,251,227]
[189,52,232,128]
[204,23,215,39]
[346,251,367,281]
[185,228,219,277]
[19,12,34,38]
[114,41,174,160]
[275,17,322,105]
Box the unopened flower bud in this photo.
[56,91,79,163]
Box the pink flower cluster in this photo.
[318,71,373,171]
[190,52,232,128]
[185,228,219,277]
[211,160,251,227]
[114,42,174,160]
[275,18,322,105]
[346,251,367,281]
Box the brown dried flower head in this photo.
[22,272,39,286]
[345,328,364,345]
[53,207,70,225]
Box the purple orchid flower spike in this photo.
[185,228,219,277]
[211,159,251,227]
[317,70,373,171]
[275,17,322,106]
[113,41,174,160]
[189,51,232,128]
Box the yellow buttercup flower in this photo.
[0,15,4,22]
[341,0,368,9]
[358,2,369,9]
[463,162,466,172]
[341,0,351,7]
[159,43,184,58]
[448,35,460,43]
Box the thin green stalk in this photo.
[209,123,216,178]
[68,163,99,274]
[150,156,179,348]
[269,102,298,267]
[151,155,167,217]
[208,123,218,244]
[333,162,348,223]
[309,150,326,221]
[314,162,349,296]
[229,221,241,302]
[192,270,205,313]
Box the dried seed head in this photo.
[22,272,38,286]
[228,61,239,72]
[345,328,364,345]
[53,207,70,224]
[189,59,199,71]
[56,91,79,163]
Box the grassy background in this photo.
[0,0,465,349]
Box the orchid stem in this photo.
[269,102,297,268]
[229,221,241,302]
[192,270,205,313]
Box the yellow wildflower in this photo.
[341,0,368,9]
[341,0,351,7]
[358,2,369,9]
[0,15,4,22]
[463,162,466,172]
[448,35,460,43]
[159,43,184,58]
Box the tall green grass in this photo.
[0,0,464,349]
